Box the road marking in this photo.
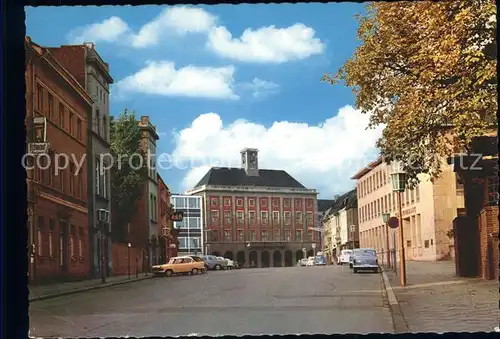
[382,270,398,305]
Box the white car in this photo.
[337,249,353,265]
[306,256,316,266]
[217,256,234,270]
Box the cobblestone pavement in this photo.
[384,261,499,333]
[29,275,153,301]
[29,265,393,337]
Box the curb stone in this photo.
[29,275,154,302]
[381,267,410,333]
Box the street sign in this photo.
[161,228,169,236]
[312,243,316,249]
[170,211,184,222]
[28,143,49,155]
[388,216,399,229]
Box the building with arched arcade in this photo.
[185,148,320,268]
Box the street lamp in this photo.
[382,212,390,269]
[390,164,408,287]
[127,242,131,279]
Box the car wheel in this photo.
[202,267,207,274]
[191,268,199,275]
[374,268,379,273]
[349,263,353,269]
[353,269,358,273]
[214,264,221,270]
[165,270,173,277]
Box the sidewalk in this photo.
[29,274,153,302]
[382,260,499,333]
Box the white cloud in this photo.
[115,61,239,100]
[238,78,280,98]
[130,6,217,48]
[68,16,130,44]
[172,107,384,197]
[207,23,325,63]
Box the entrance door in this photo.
[59,221,68,274]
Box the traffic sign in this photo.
[170,211,184,222]
[388,216,399,229]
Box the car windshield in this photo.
[192,256,203,262]
[354,249,376,257]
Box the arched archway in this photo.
[261,251,270,268]
[224,251,234,260]
[273,251,282,267]
[285,251,293,267]
[236,251,245,266]
[307,249,314,258]
[249,251,258,268]
[295,250,304,263]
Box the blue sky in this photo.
[26,4,382,198]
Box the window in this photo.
[261,230,268,241]
[273,211,280,223]
[238,230,244,241]
[261,211,268,225]
[70,226,75,257]
[211,210,219,223]
[48,94,53,119]
[37,216,44,256]
[37,84,43,111]
[411,189,415,204]
[224,198,231,207]
[284,211,291,225]
[283,198,291,208]
[224,230,231,241]
[211,197,218,206]
[187,217,200,229]
[77,170,83,197]
[406,240,411,248]
[274,229,280,241]
[102,116,107,140]
[187,197,200,209]
[272,199,279,208]
[175,197,186,209]
[69,163,75,195]
[296,212,303,224]
[59,103,65,129]
[103,168,108,198]
[248,199,255,207]
[350,225,355,232]
[236,198,243,207]
[392,193,396,210]
[224,211,231,224]
[250,230,256,241]
[69,112,74,135]
[295,199,301,208]
[424,240,429,248]
[487,176,499,205]
[95,109,101,135]
[77,119,82,140]
[383,196,387,213]
[48,219,55,257]
[260,198,268,207]
[308,230,313,240]
[249,211,256,224]
[237,211,244,224]
[430,239,433,246]
[78,227,84,258]
[285,229,291,241]
[306,212,313,225]
[295,230,302,241]
[95,160,100,193]
[306,199,313,208]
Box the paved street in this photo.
[29,265,393,337]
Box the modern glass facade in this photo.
[170,195,203,255]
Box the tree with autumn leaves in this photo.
[323,0,497,184]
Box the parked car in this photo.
[296,258,308,267]
[222,257,235,270]
[337,249,353,265]
[315,255,327,266]
[187,255,208,273]
[152,256,205,277]
[201,255,228,270]
[350,248,378,273]
[306,256,316,266]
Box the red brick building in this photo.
[157,174,178,263]
[186,148,319,268]
[25,37,92,283]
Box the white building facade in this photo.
[170,195,204,256]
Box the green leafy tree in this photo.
[110,109,148,242]
[323,1,497,184]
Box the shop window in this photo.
[487,176,499,205]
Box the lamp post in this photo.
[127,242,131,279]
[382,212,390,269]
[390,165,408,287]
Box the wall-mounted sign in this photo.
[169,244,177,248]
[170,211,184,222]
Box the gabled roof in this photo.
[193,167,306,189]
[317,199,335,212]
[324,189,358,218]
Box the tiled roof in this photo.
[193,167,306,189]
[317,199,335,212]
[324,189,358,217]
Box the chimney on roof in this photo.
[240,148,259,176]
[84,42,95,49]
